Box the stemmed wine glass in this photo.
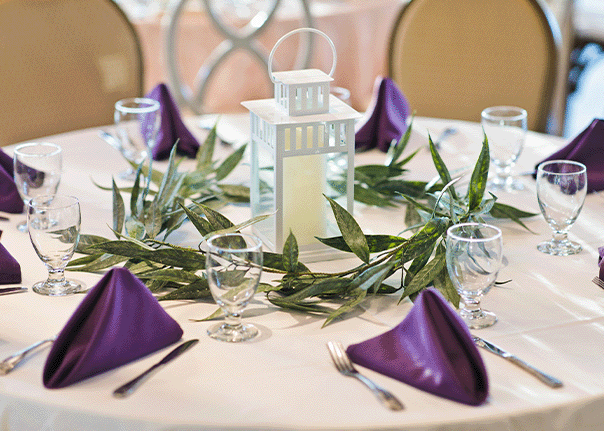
[27,195,82,296]
[13,142,62,232]
[446,223,503,329]
[481,106,527,191]
[536,160,587,256]
[205,233,263,342]
[114,97,160,180]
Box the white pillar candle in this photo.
[282,128,327,245]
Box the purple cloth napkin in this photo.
[146,83,200,161]
[0,243,21,285]
[354,77,411,152]
[598,247,604,281]
[43,267,183,389]
[0,148,23,213]
[346,288,489,405]
[537,119,604,192]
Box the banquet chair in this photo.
[388,0,561,133]
[0,0,144,147]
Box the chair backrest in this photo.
[388,0,560,133]
[0,0,144,146]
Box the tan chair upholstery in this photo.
[388,0,560,133]
[0,0,144,146]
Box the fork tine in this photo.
[592,276,604,290]
[327,341,344,373]
[334,342,354,371]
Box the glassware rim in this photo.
[446,222,502,242]
[481,106,528,122]
[14,142,62,157]
[27,194,79,211]
[206,233,262,253]
[537,159,587,175]
[115,97,160,114]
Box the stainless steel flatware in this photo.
[0,287,28,296]
[431,126,457,150]
[473,336,563,388]
[0,336,56,375]
[326,341,404,411]
[113,339,199,398]
[592,276,604,290]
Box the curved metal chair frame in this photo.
[388,0,561,133]
[164,0,314,114]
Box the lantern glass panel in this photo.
[250,137,276,249]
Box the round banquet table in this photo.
[2,116,604,430]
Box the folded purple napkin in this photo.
[0,148,23,213]
[0,243,21,285]
[43,267,183,388]
[354,77,411,152]
[598,247,604,281]
[346,288,489,405]
[537,119,604,192]
[146,83,200,161]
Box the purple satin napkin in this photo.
[0,243,21,285]
[354,77,411,152]
[0,148,23,213]
[346,288,489,405]
[43,267,183,389]
[537,119,604,192]
[146,83,200,161]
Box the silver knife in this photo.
[473,336,563,388]
[113,339,199,398]
[0,287,27,296]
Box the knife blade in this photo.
[473,336,563,388]
[0,287,28,296]
[113,339,199,398]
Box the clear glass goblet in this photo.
[13,143,62,232]
[481,106,527,191]
[27,195,82,296]
[446,223,503,329]
[206,233,263,342]
[536,160,587,256]
[114,97,160,180]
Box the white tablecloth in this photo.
[2,116,604,430]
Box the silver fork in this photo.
[326,341,404,411]
[592,276,604,290]
[0,336,57,375]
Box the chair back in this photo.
[388,0,560,132]
[0,0,144,146]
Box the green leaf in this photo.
[401,250,446,301]
[179,203,213,237]
[325,195,370,264]
[196,121,217,170]
[215,144,246,181]
[317,234,406,254]
[112,178,125,236]
[353,184,397,207]
[388,115,414,166]
[157,279,211,301]
[323,288,367,327]
[67,253,128,271]
[429,134,457,200]
[191,202,234,232]
[351,262,395,293]
[467,134,490,211]
[282,231,299,273]
[125,216,146,240]
[489,202,538,232]
[87,241,205,269]
[398,217,449,263]
[262,252,309,273]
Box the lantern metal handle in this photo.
[268,27,337,84]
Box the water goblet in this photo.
[13,142,62,232]
[114,97,160,180]
[446,223,503,329]
[481,106,527,191]
[205,233,263,342]
[536,160,587,256]
[27,195,82,296]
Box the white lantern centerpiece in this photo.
[242,28,360,263]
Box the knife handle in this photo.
[506,356,563,388]
[113,363,163,398]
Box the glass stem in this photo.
[224,310,243,329]
[552,231,569,243]
[462,297,482,317]
[47,267,66,285]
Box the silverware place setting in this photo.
[472,336,563,388]
[0,335,56,375]
[327,341,404,411]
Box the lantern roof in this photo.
[241,95,360,126]
[272,69,333,85]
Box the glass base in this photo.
[537,239,582,256]
[459,309,497,329]
[33,279,83,296]
[488,177,524,192]
[207,322,259,342]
